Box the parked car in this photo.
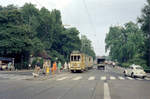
[123,64,146,78]
[1,64,8,70]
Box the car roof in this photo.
[130,64,141,68]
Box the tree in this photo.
[80,35,95,59]
[105,22,146,67]
[0,6,31,68]
[138,0,150,67]
[61,28,82,61]
[0,3,86,68]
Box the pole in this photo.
[12,58,15,70]
[148,18,150,66]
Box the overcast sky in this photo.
[0,0,147,56]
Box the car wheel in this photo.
[142,76,145,79]
[131,73,135,78]
[124,72,127,77]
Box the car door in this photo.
[129,67,134,76]
[125,67,130,75]
[127,67,132,76]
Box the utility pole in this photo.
[148,17,150,67]
[148,10,150,67]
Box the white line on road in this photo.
[136,78,143,80]
[118,76,125,80]
[72,76,82,80]
[57,76,68,81]
[101,76,106,80]
[88,76,95,80]
[110,76,116,80]
[104,83,111,99]
[145,77,150,80]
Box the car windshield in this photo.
[136,67,143,70]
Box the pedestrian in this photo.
[52,62,57,75]
[8,62,12,71]
[112,62,115,68]
[28,64,31,70]
[32,65,40,77]
[68,62,70,71]
[64,62,67,71]
[57,61,62,73]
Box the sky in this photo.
[0,0,147,56]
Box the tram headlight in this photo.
[77,64,80,67]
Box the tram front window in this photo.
[71,55,80,61]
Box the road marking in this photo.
[101,76,106,80]
[104,83,111,99]
[126,77,133,80]
[110,76,116,80]
[136,78,143,80]
[57,76,68,81]
[118,76,125,80]
[72,76,82,80]
[145,77,150,80]
[88,76,95,80]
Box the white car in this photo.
[124,64,146,78]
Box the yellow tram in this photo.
[70,51,93,72]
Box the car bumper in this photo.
[70,67,82,70]
[134,74,147,77]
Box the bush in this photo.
[31,58,38,68]
[122,62,131,68]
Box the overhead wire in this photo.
[34,0,44,8]
[82,0,98,52]
[82,0,96,36]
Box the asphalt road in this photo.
[0,65,150,99]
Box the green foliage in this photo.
[105,22,146,67]
[122,62,131,68]
[80,35,96,59]
[112,0,150,68]
[31,57,43,68]
[39,58,44,68]
[31,58,38,67]
[0,3,88,69]
[138,0,150,66]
